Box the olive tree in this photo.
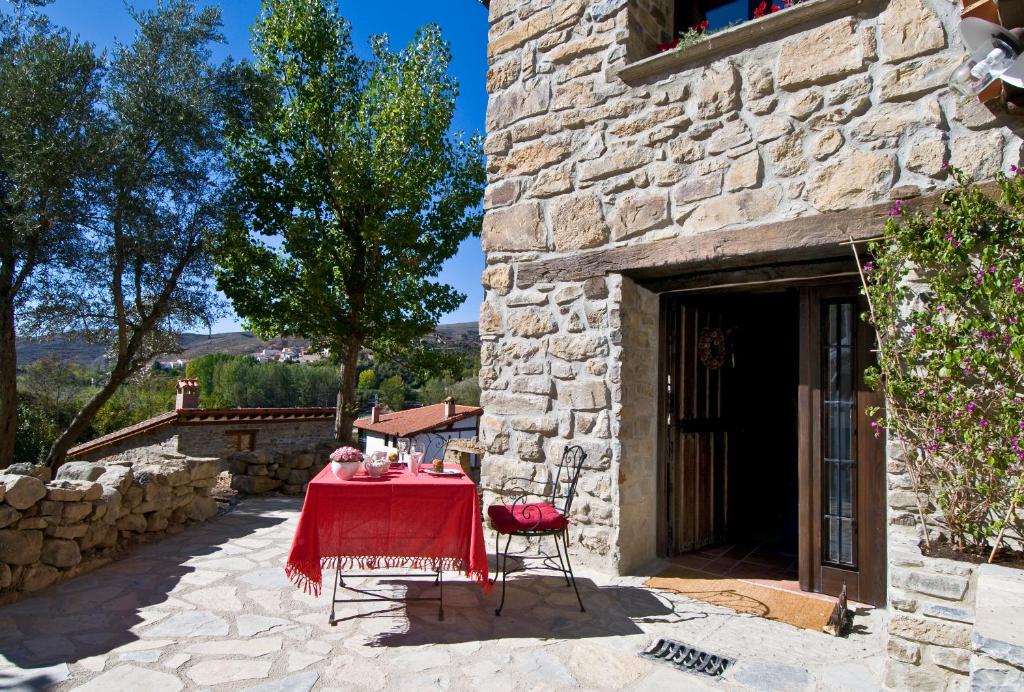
[0,1,102,468]
[25,1,251,466]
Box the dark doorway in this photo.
[725,291,800,556]
[664,290,800,564]
[659,275,886,607]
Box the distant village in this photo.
[155,345,330,371]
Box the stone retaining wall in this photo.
[971,564,1024,690]
[227,442,334,496]
[0,456,220,601]
[885,444,1024,690]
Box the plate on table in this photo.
[424,469,462,477]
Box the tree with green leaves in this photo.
[0,0,103,468]
[23,1,252,467]
[215,0,485,443]
[378,375,407,413]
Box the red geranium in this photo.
[753,1,781,16]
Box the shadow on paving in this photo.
[367,575,708,647]
[0,498,293,678]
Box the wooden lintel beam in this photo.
[515,181,1000,287]
[640,258,860,294]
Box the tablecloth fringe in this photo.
[285,555,490,597]
[285,560,324,597]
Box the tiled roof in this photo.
[177,408,335,425]
[354,402,482,438]
[67,407,335,458]
[67,411,180,457]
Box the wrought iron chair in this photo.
[487,444,587,616]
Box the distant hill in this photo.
[15,322,480,369]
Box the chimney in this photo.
[176,379,200,410]
[370,405,380,423]
[444,396,456,419]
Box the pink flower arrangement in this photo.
[330,446,363,463]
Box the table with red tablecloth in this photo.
[285,464,490,598]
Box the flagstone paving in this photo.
[0,496,886,691]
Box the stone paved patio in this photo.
[0,497,886,691]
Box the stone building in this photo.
[67,380,335,465]
[477,0,1023,688]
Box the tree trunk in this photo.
[0,296,17,469]
[334,338,361,444]
[43,363,132,470]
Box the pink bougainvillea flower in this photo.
[753,1,768,16]
[863,261,875,272]
[979,418,989,428]
[1013,276,1023,294]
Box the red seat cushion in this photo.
[488,502,568,534]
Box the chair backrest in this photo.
[550,444,587,515]
[420,433,449,463]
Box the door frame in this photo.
[654,265,887,606]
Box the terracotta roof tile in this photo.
[67,411,179,457]
[354,402,482,438]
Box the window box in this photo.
[619,0,865,83]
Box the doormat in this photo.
[644,566,835,633]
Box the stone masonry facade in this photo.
[479,0,1023,689]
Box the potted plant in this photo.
[329,446,363,480]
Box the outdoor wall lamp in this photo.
[949,18,1024,97]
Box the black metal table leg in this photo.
[329,565,340,625]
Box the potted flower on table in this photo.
[329,446,363,480]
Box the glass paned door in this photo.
[822,301,857,568]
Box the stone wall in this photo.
[0,456,219,601]
[970,564,1024,690]
[885,444,1024,690]
[177,421,335,460]
[612,276,660,572]
[72,429,178,464]
[884,515,978,688]
[227,443,333,496]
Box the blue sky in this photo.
[41,0,490,332]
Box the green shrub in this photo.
[863,169,1024,551]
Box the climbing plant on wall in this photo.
[860,169,1024,557]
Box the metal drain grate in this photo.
[641,638,734,677]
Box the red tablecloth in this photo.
[285,464,490,596]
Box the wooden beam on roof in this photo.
[514,181,1000,286]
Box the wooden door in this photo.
[798,288,886,606]
[667,300,732,554]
